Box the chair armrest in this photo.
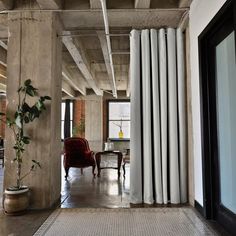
[84,151,94,159]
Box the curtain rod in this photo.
[57,33,130,38]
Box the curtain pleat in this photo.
[130,28,186,205]
[130,30,143,204]
[167,28,180,204]
[177,29,187,203]
[141,30,154,204]
[150,29,163,204]
[158,29,168,204]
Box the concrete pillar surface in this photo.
[85,95,103,152]
[4,11,62,209]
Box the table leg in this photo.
[95,153,101,177]
[117,153,122,178]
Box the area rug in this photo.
[34,208,217,236]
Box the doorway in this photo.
[199,0,236,234]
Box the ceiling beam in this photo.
[134,0,151,8]
[0,0,13,10]
[0,64,6,79]
[62,33,103,96]
[36,0,62,9]
[111,50,130,55]
[0,46,7,67]
[62,9,187,29]
[179,0,192,8]
[62,64,86,96]
[97,30,117,97]
[90,0,101,9]
[178,12,189,31]
[0,83,6,92]
[62,80,76,98]
[0,40,7,50]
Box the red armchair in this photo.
[64,137,96,179]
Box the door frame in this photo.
[198,0,236,234]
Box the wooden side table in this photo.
[95,151,123,178]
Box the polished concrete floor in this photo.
[0,159,131,235]
[0,163,231,236]
[61,162,130,208]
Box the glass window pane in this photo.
[61,103,65,121]
[70,121,73,136]
[109,121,130,139]
[70,102,73,120]
[109,102,130,120]
[216,31,236,214]
[61,121,64,140]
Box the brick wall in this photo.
[73,100,85,138]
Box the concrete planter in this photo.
[3,187,29,215]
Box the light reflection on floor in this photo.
[60,157,130,208]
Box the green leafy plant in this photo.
[0,79,51,190]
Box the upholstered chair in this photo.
[64,137,96,179]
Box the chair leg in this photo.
[123,163,126,178]
[92,165,96,177]
[65,167,69,179]
[80,168,84,175]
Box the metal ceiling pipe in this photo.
[100,0,117,98]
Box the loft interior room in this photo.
[0,0,235,235]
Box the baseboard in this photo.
[194,200,204,216]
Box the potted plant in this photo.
[0,79,51,215]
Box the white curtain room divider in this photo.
[130,28,187,204]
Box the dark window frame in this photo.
[61,100,74,140]
[198,0,236,234]
[107,99,130,142]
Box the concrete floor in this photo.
[0,159,130,235]
[61,163,130,208]
[0,163,231,236]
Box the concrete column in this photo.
[4,12,62,209]
[85,95,103,152]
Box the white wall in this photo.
[189,0,227,206]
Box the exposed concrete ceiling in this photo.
[0,0,191,99]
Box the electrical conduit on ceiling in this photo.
[100,0,117,98]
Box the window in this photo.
[61,101,73,140]
[108,101,130,140]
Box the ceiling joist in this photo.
[135,0,151,8]
[62,33,103,96]
[0,46,7,66]
[62,80,76,98]
[90,0,101,9]
[0,40,7,50]
[0,0,13,10]
[62,64,86,96]
[179,0,192,8]
[36,0,62,9]
[62,9,187,29]
[0,83,6,92]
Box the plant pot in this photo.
[3,187,29,215]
